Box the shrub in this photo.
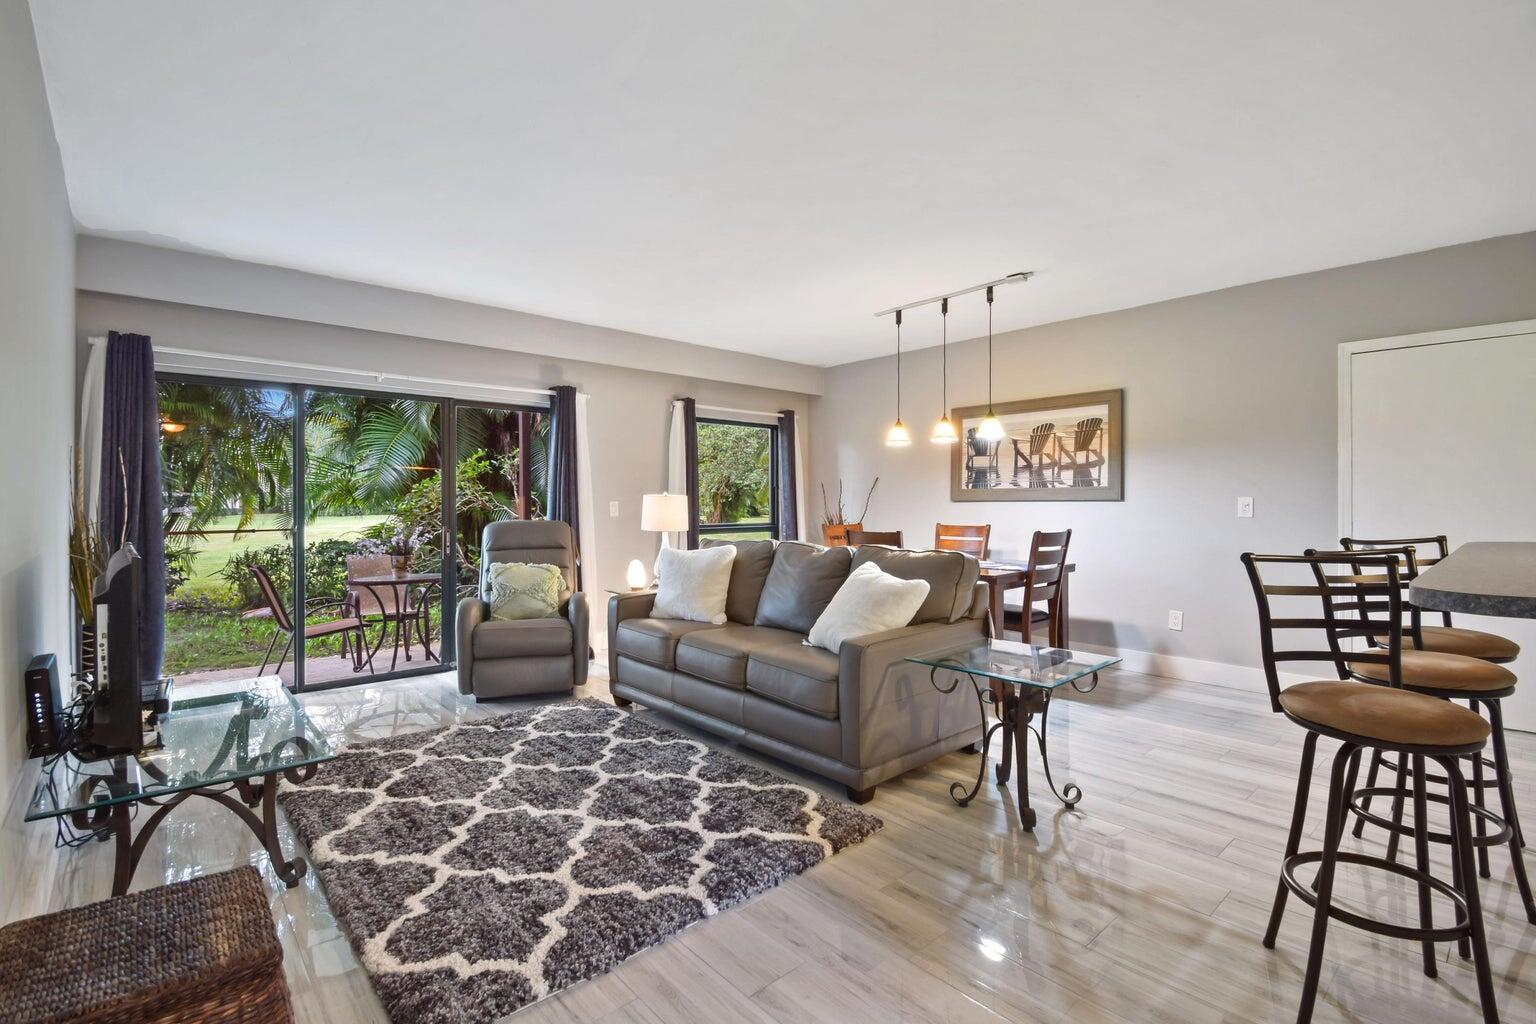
[218,538,371,609]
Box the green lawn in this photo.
[167,513,388,671]
[176,513,389,579]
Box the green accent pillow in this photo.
[487,562,565,620]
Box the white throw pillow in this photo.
[806,561,930,653]
[651,544,736,624]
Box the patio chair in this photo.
[1010,422,1058,485]
[1056,416,1105,486]
[249,565,371,676]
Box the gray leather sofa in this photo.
[457,520,590,698]
[607,540,987,802]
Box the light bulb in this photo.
[976,415,1006,442]
[885,420,912,446]
[625,558,648,590]
[930,417,958,444]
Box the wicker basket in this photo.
[0,866,294,1024]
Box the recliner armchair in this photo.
[456,520,589,698]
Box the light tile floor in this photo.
[3,665,1533,1024]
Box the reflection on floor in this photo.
[3,666,1532,1024]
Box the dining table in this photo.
[978,561,1076,645]
[347,571,443,672]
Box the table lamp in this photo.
[641,492,689,579]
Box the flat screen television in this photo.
[79,543,146,758]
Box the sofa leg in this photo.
[611,694,634,709]
[846,785,876,805]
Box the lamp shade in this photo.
[641,492,689,533]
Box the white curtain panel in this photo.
[793,412,808,542]
[79,337,108,516]
[575,392,600,650]
[666,399,689,551]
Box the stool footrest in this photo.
[1281,850,1471,944]
[1349,786,1514,848]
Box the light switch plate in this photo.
[1237,497,1254,518]
[609,501,620,517]
[1168,609,1184,631]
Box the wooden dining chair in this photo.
[846,529,903,547]
[935,523,990,559]
[1003,529,1072,645]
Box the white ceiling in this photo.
[30,1,1536,366]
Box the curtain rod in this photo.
[695,403,783,420]
[873,271,1034,317]
[89,337,561,399]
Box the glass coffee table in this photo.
[26,678,334,895]
[907,640,1120,830]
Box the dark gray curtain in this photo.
[545,385,583,588]
[683,397,700,549]
[99,331,165,680]
[776,409,799,541]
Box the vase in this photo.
[821,522,861,547]
[390,554,410,576]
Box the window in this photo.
[694,418,777,542]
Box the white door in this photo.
[1344,322,1536,732]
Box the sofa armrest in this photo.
[456,596,486,695]
[836,616,985,766]
[607,591,658,680]
[568,592,590,685]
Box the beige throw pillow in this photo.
[806,561,930,653]
[487,562,565,620]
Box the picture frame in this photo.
[949,388,1123,501]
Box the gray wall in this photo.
[810,232,1536,682]
[1,0,76,773]
[77,237,824,396]
[75,291,813,602]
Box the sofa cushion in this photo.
[746,644,840,718]
[613,618,720,670]
[652,545,736,624]
[473,616,573,658]
[704,538,777,624]
[851,545,979,624]
[486,562,565,621]
[754,542,852,634]
[676,624,805,689]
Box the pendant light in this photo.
[885,308,911,446]
[975,285,1006,442]
[930,297,957,443]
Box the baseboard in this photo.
[1070,641,1308,694]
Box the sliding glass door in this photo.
[159,377,298,688]
[158,372,549,693]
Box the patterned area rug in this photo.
[278,698,882,1024]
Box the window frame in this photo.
[693,416,780,542]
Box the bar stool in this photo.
[1333,543,1534,923]
[1241,552,1499,1024]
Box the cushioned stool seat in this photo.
[1350,649,1517,694]
[1278,681,1492,748]
[1409,625,1520,662]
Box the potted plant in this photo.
[820,478,878,547]
[69,452,115,678]
[381,523,428,575]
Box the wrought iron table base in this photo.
[74,761,318,897]
[930,666,1093,830]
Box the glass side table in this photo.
[26,678,335,895]
[907,640,1120,830]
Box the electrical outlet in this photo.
[1237,496,1254,518]
[1168,609,1184,631]
[609,501,620,517]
